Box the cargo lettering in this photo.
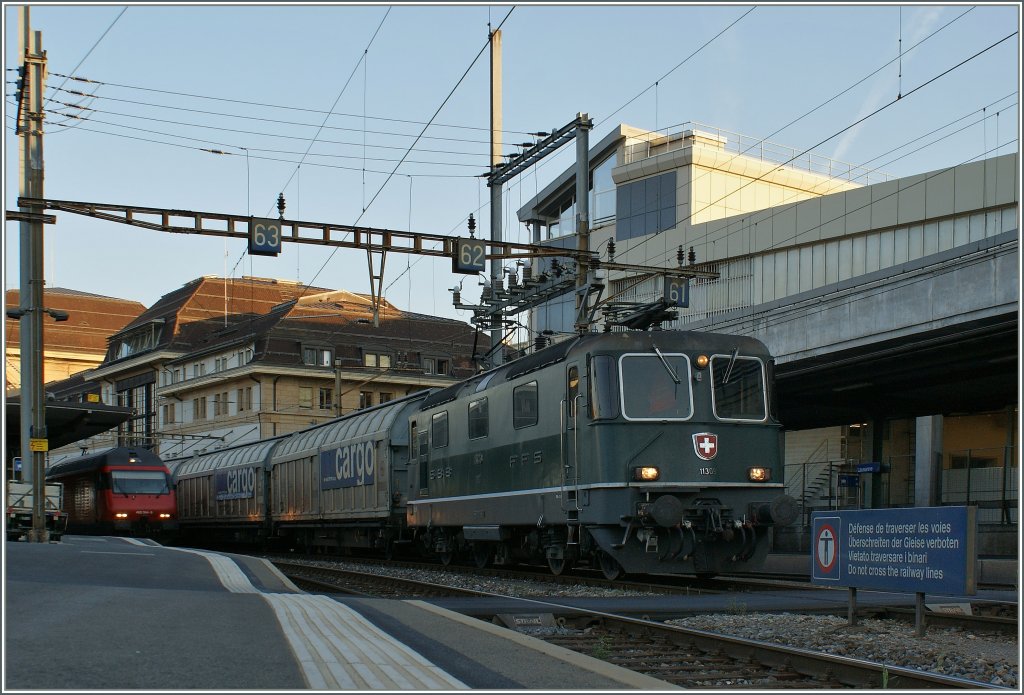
[320,441,376,490]
[215,467,256,501]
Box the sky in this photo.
[3,2,1020,327]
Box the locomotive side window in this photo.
[619,354,693,420]
[589,355,619,420]
[431,411,449,448]
[710,356,767,421]
[512,381,538,429]
[468,398,488,439]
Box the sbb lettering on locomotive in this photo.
[320,441,376,489]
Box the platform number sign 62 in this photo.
[453,238,487,274]
[249,217,283,256]
[664,277,690,307]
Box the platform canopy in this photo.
[5,399,132,456]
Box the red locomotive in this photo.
[45,447,177,538]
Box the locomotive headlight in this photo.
[159,513,171,519]
[748,467,771,482]
[695,354,709,369]
[115,512,128,518]
[633,466,660,482]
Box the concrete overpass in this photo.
[682,231,1018,430]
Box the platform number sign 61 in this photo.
[249,217,283,256]
[453,238,487,274]
[664,277,690,307]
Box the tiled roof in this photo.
[5,288,147,354]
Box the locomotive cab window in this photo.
[109,470,171,495]
[512,381,538,429]
[710,355,767,421]
[619,353,693,420]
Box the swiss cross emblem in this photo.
[692,433,718,460]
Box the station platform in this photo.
[4,536,673,691]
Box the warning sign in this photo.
[812,518,840,581]
[810,507,976,594]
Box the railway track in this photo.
[274,558,1005,689]
[530,613,1002,689]
[274,560,492,598]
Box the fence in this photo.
[940,446,1018,525]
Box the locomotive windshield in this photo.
[109,470,171,495]
[619,353,692,420]
[711,355,767,421]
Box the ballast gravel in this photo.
[278,557,1018,687]
[666,612,1019,688]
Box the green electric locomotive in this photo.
[406,329,797,579]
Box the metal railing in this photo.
[939,446,1018,525]
[622,121,894,186]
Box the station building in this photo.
[517,122,1019,554]
[4,288,145,394]
[44,275,478,463]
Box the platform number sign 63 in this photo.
[453,238,487,274]
[664,277,690,307]
[249,217,283,256]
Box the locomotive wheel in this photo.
[547,555,573,576]
[472,543,491,569]
[597,551,623,581]
[439,550,454,566]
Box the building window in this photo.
[424,357,450,375]
[193,396,207,421]
[303,347,333,367]
[215,356,228,372]
[237,386,252,412]
[298,386,313,409]
[213,391,228,416]
[173,369,181,384]
[379,392,393,405]
[162,403,176,424]
[616,171,676,240]
[363,351,391,369]
[319,388,333,410]
[468,397,488,439]
[513,381,538,429]
[359,391,373,409]
[431,411,449,448]
[237,348,253,367]
[591,154,616,223]
[193,362,205,378]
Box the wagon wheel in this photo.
[439,550,455,567]
[547,554,573,576]
[597,550,623,581]
[472,543,491,569]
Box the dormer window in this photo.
[109,319,164,360]
[363,351,391,369]
[303,346,333,367]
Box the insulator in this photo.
[467,213,476,238]
[688,246,697,265]
[277,193,286,217]
[606,238,616,262]
[677,245,684,267]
